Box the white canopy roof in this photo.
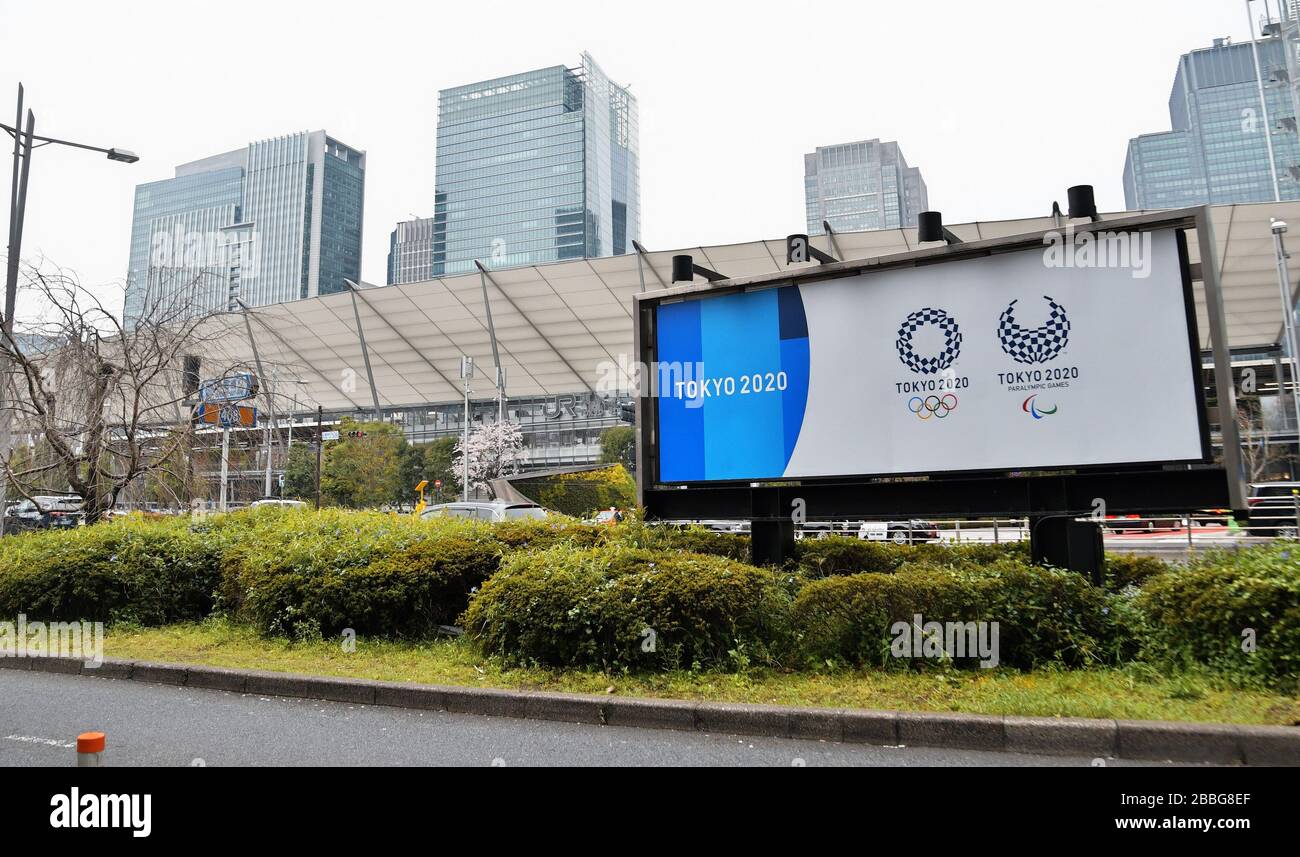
[228,201,1300,413]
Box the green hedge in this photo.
[0,517,221,625]
[219,509,513,638]
[616,522,751,563]
[1137,542,1300,679]
[1103,553,1171,591]
[793,559,1122,670]
[462,544,796,670]
[792,536,1027,577]
[1,508,1294,681]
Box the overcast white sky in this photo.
[0,0,1265,312]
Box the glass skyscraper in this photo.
[430,53,639,276]
[1123,34,1300,209]
[804,139,928,235]
[124,130,365,325]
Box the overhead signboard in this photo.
[193,402,258,428]
[199,372,258,404]
[650,226,1208,484]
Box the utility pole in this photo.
[461,355,473,501]
[1,84,138,535]
[263,365,276,498]
[219,427,230,512]
[315,405,323,510]
[1270,221,1300,438]
[1247,0,1281,202]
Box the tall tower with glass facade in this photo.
[430,53,639,276]
[124,130,365,324]
[1123,32,1300,209]
[804,139,928,235]
[387,216,435,285]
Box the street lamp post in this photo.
[460,356,473,502]
[1,83,138,535]
[1269,220,1300,440]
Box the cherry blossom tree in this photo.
[452,420,524,497]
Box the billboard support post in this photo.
[1029,516,1104,585]
[750,488,794,566]
[1197,206,1248,512]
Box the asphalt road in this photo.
[0,670,1180,767]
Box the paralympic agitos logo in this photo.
[997,296,1070,365]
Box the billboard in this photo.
[653,227,1206,483]
[199,372,258,404]
[192,402,258,428]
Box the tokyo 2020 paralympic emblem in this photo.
[998,296,1070,365]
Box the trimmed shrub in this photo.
[794,537,909,576]
[488,518,609,552]
[219,509,506,638]
[0,516,221,624]
[1103,553,1170,591]
[1136,541,1300,679]
[793,536,1028,577]
[463,545,796,670]
[614,521,752,563]
[794,559,1122,669]
[941,561,1126,667]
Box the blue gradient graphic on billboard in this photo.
[656,286,809,481]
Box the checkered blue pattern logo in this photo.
[998,296,1070,365]
[895,308,962,375]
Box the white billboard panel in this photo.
[654,227,1205,482]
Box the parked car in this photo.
[588,508,626,526]
[420,501,548,522]
[858,519,939,545]
[1247,482,1299,538]
[3,495,84,533]
[250,498,308,509]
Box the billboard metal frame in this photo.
[633,207,1246,530]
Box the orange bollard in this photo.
[76,731,105,767]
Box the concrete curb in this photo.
[6,654,1298,765]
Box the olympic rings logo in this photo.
[907,394,958,420]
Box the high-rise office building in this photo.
[388,217,435,285]
[124,130,365,324]
[430,53,639,276]
[1123,33,1300,209]
[803,139,928,235]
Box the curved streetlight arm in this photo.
[1,121,138,162]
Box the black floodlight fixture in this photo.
[1067,184,1100,221]
[671,254,726,283]
[106,147,139,163]
[786,233,837,264]
[917,211,962,245]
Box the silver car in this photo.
[420,501,547,522]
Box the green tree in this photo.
[320,419,406,508]
[420,436,458,502]
[283,444,318,502]
[599,426,636,470]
